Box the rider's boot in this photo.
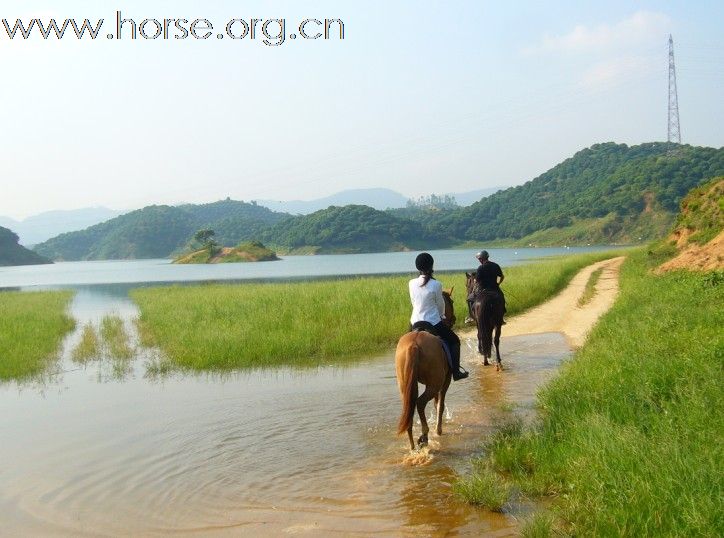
[451,347,468,381]
[453,369,469,381]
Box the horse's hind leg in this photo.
[416,387,435,446]
[436,377,452,436]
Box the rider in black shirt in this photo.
[467,250,507,324]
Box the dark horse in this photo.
[395,289,455,450]
[466,273,504,371]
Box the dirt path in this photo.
[461,257,626,349]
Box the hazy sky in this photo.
[1,0,722,219]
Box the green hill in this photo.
[0,226,51,266]
[429,142,724,245]
[31,142,724,259]
[260,204,449,254]
[33,200,288,261]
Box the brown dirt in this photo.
[657,229,724,273]
[461,257,626,349]
[643,191,655,213]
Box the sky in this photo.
[1,0,722,220]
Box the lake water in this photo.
[0,247,606,535]
[0,246,614,289]
[1,331,572,536]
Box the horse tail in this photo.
[397,339,419,435]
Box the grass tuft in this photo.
[521,512,562,538]
[453,462,510,511]
[577,267,603,307]
[99,315,133,359]
[72,323,100,362]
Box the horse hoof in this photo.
[496,363,502,372]
[417,434,428,446]
[483,360,490,366]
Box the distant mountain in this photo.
[33,200,288,261]
[260,205,448,254]
[0,207,127,246]
[256,188,409,215]
[0,226,51,266]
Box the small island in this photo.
[174,234,280,264]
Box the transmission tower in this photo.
[667,34,681,144]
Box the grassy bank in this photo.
[457,249,723,536]
[131,251,621,371]
[0,291,75,381]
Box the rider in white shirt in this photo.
[408,252,468,381]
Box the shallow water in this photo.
[0,330,570,536]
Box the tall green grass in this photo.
[131,251,622,371]
[0,291,75,381]
[463,249,723,536]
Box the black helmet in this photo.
[415,252,434,273]
[476,250,489,260]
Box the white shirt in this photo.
[409,276,445,325]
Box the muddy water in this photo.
[0,291,571,536]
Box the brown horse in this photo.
[395,289,455,450]
[466,273,504,370]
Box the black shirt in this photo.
[475,261,503,290]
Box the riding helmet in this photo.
[415,252,434,273]
[476,250,489,260]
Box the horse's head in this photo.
[442,287,456,327]
[465,272,476,296]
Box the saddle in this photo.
[409,321,454,371]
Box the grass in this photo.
[521,512,561,538]
[453,460,510,511]
[0,290,75,381]
[460,248,724,536]
[72,323,100,362]
[577,267,603,307]
[99,315,133,359]
[131,250,623,371]
[674,177,723,245]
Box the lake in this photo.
[0,246,614,289]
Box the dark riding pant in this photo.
[433,321,461,372]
